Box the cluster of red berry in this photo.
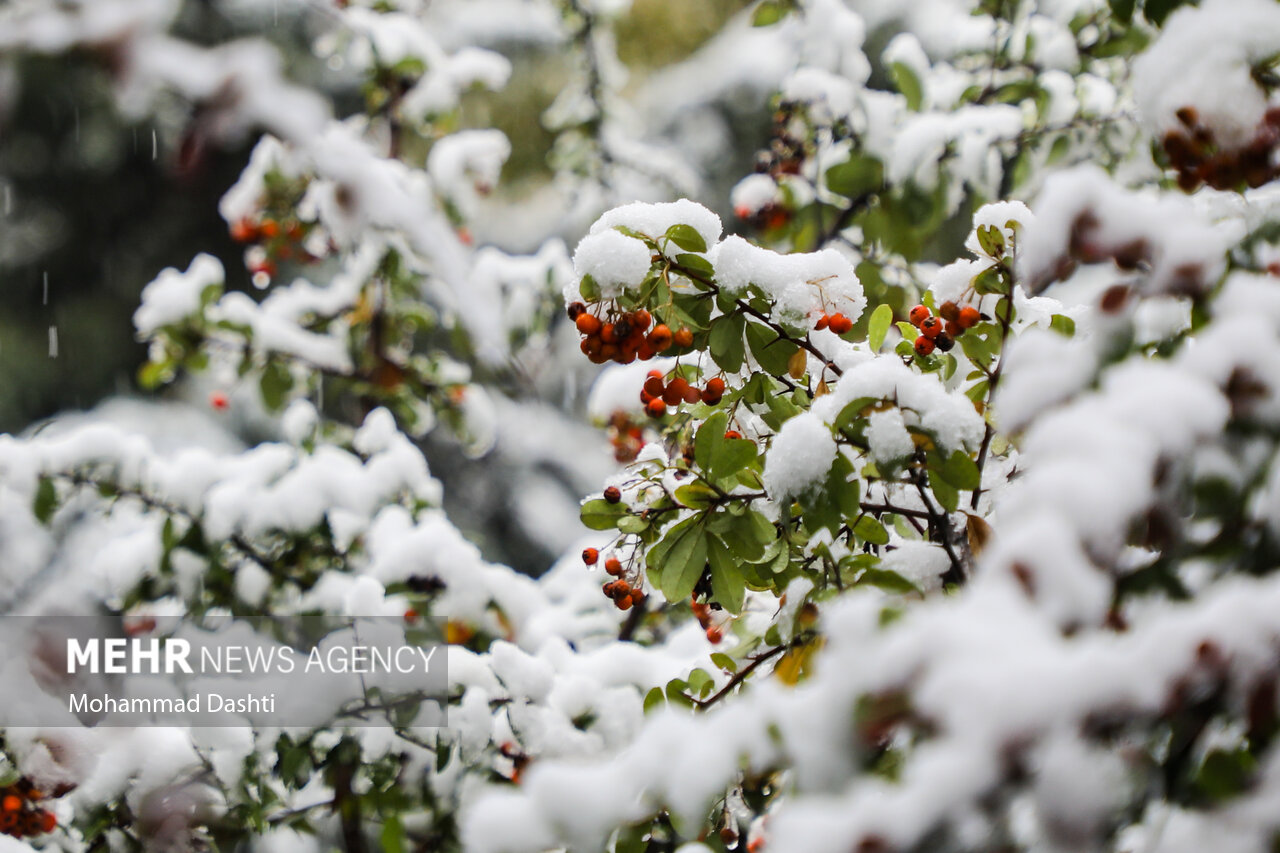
[582,548,648,611]
[570,303,694,365]
[606,412,646,463]
[229,216,315,279]
[640,370,725,418]
[907,301,980,356]
[0,780,57,839]
[1162,106,1280,192]
[691,599,723,644]
[813,312,854,334]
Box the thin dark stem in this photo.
[692,643,789,710]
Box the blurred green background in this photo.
[0,0,750,433]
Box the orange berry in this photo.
[600,323,618,344]
[637,342,655,360]
[259,219,280,239]
[631,589,646,606]
[828,313,853,334]
[605,557,623,576]
[2,796,19,813]
[229,218,258,243]
[673,327,694,348]
[958,306,981,329]
[576,314,602,336]
[702,377,726,405]
[616,594,634,611]
[913,336,935,356]
[664,377,689,406]
[599,344,619,361]
[724,430,742,440]
[646,397,668,418]
[909,305,930,326]
[682,384,701,404]
[647,324,673,351]
[403,608,419,624]
[919,317,942,339]
[815,314,830,331]
[209,391,229,411]
[633,309,652,331]
[38,811,55,835]
[945,319,962,337]
[939,301,960,322]
[614,580,631,596]
[643,376,665,398]
[706,627,723,644]
[583,548,599,565]
[603,486,622,504]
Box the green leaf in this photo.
[855,567,921,594]
[675,253,715,280]
[617,515,649,535]
[975,225,1005,259]
[933,449,981,491]
[853,515,889,545]
[1195,747,1256,801]
[33,477,57,525]
[695,411,729,472]
[654,520,709,602]
[675,482,719,509]
[665,224,708,254]
[825,156,884,199]
[1050,313,1076,337]
[889,62,924,111]
[259,360,293,411]
[709,313,746,372]
[745,322,800,375]
[971,266,1007,295]
[380,814,405,853]
[579,274,601,302]
[710,652,737,673]
[929,470,960,512]
[580,498,626,530]
[1108,0,1135,23]
[708,535,746,614]
[711,439,758,483]
[867,303,893,352]
[752,0,791,26]
[643,686,665,713]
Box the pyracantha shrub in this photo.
[5,0,1280,851]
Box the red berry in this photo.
[646,397,668,418]
[643,376,665,398]
[1,796,19,813]
[583,548,599,565]
[909,305,930,326]
[209,391,229,411]
[616,594,634,611]
[38,811,55,834]
[630,589,646,606]
[945,319,962,337]
[935,333,955,352]
[404,608,420,624]
[828,313,853,334]
[603,486,622,503]
[566,301,587,320]
[259,219,280,239]
[706,627,723,644]
[633,309,652,331]
[919,317,942,339]
[605,557,623,576]
[664,377,690,406]
[913,336,936,356]
[600,323,618,344]
[647,324,673,351]
[939,301,960,322]
[229,219,258,243]
[815,314,830,331]
[958,306,981,329]
[682,384,701,404]
[702,376,726,405]
[724,430,742,440]
[576,314,602,336]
